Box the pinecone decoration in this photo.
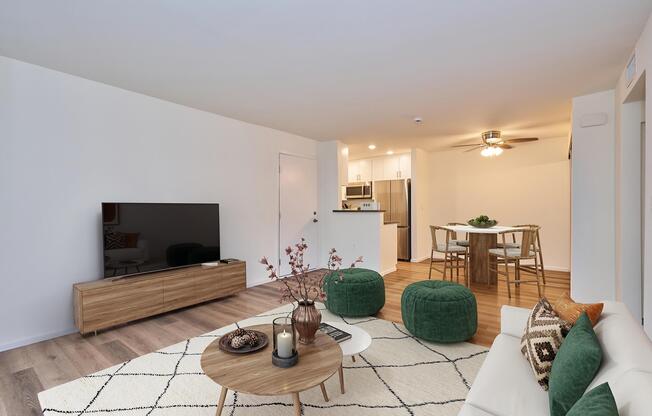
[246,331,259,346]
[230,334,252,349]
[226,328,247,343]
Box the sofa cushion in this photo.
[566,383,618,416]
[549,313,603,416]
[588,302,652,389]
[520,298,570,389]
[458,403,496,416]
[466,334,549,416]
[611,369,652,416]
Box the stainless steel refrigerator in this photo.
[374,179,411,261]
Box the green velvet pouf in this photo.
[323,268,385,317]
[401,280,477,343]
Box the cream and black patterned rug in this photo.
[38,303,487,415]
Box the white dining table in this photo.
[443,225,520,284]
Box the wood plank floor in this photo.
[0,261,569,416]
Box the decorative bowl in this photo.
[218,329,269,354]
[467,219,498,228]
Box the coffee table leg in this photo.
[338,364,345,394]
[320,382,329,402]
[292,392,301,416]
[215,387,228,416]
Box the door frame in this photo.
[278,152,319,276]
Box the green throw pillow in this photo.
[549,312,603,416]
[566,383,618,416]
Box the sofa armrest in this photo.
[500,305,531,338]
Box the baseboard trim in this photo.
[381,266,397,276]
[410,256,430,263]
[543,265,570,272]
[0,327,77,353]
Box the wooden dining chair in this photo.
[497,224,546,284]
[429,225,469,286]
[488,227,542,298]
[446,222,470,247]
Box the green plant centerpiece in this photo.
[468,214,498,228]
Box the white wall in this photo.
[428,137,571,270]
[615,99,644,322]
[614,12,652,335]
[0,56,318,351]
[571,90,616,301]
[410,148,432,262]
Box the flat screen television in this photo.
[102,202,220,278]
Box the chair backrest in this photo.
[498,226,538,258]
[513,224,540,252]
[519,227,536,257]
[430,225,451,249]
[446,222,466,240]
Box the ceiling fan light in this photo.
[480,147,493,157]
[494,146,504,156]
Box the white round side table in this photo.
[324,321,372,394]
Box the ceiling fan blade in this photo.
[504,137,538,143]
[497,144,513,149]
[463,145,484,153]
[451,143,483,148]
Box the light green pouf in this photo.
[323,268,385,317]
[401,280,477,343]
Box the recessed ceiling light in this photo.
[386,150,394,155]
[368,144,376,150]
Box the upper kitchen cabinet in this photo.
[398,153,411,179]
[348,159,372,183]
[383,156,400,179]
[348,153,412,183]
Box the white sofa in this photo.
[460,302,652,416]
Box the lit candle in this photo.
[277,330,293,358]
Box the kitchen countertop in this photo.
[383,221,400,225]
[332,209,385,212]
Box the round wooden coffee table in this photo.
[201,324,343,415]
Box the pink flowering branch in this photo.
[260,238,363,304]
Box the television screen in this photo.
[102,203,220,278]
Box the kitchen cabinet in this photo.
[372,157,385,181]
[398,153,411,179]
[348,153,411,183]
[348,161,359,183]
[383,156,400,179]
[348,159,372,183]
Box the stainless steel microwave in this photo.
[345,183,372,199]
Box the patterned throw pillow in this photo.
[104,232,127,250]
[521,298,571,390]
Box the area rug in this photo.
[38,303,488,415]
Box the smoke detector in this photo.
[413,117,423,124]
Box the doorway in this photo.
[279,153,319,276]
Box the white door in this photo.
[279,154,319,276]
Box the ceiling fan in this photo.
[452,130,538,157]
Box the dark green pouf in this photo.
[401,280,477,343]
[323,268,385,317]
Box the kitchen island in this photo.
[329,210,398,275]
